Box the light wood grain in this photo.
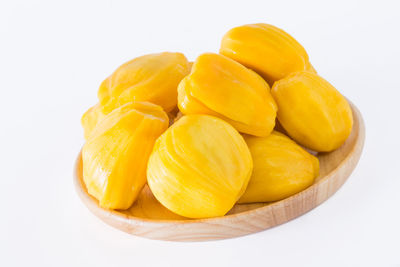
[74,102,365,241]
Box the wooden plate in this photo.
[74,102,365,241]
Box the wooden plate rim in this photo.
[74,101,365,228]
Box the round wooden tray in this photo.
[74,102,365,242]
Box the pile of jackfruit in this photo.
[81,24,353,219]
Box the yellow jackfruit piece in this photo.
[271,71,353,152]
[220,23,315,85]
[147,114,253,218]
[98,52,190,114]
[178,53,277,137]
[239,131,319,203]
[127,185,186,220]
[82,101,169,210]
[81,103,106,140]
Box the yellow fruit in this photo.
[81,103,106,140]
[127,185,186,220]
[173,111,184,123]
[82,102,169,210]
[147,114,253,218]
[239,131,319,203]
[98,52,190,114]
[220,23,315,85]
[178,53,277,137]
[271,71,353,152]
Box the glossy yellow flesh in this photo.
[147,115,253,218]
[82,102,169,210]
[220,23,315,85]
[239,131,319,203]
[81,103,106,140]
[177,53,277,137]
[271,71,353,152]
[98,52,190,113]
[127,185,186,220]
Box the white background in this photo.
[1,0,399,266]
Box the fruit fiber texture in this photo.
[81,103,106,140]
[98,52,191,114]
[178,53,277,137]
[271,71,353,152]
[82,102,169,210]
[220,23,315,85]
[239,131,319,203]
[127,185,186,220]
[147,114,253,219]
